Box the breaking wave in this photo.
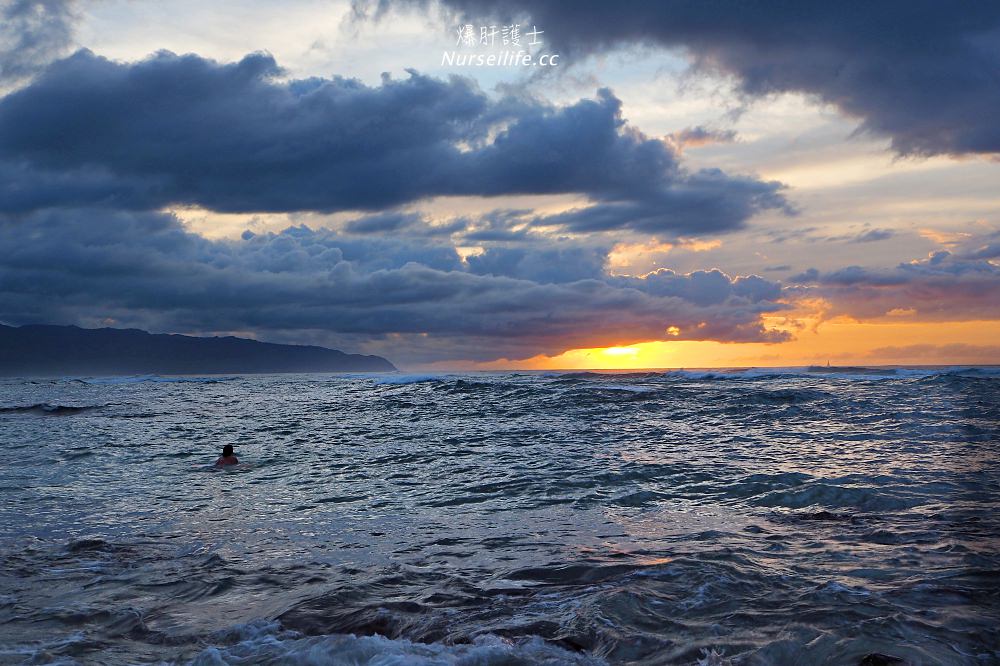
[190,621,603,666]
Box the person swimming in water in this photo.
[215,444,239,467]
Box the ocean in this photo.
[0,368,998,665]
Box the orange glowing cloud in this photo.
[607,238,722,276]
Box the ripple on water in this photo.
[0,369,997,664]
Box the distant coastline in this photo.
[0,324,397,376]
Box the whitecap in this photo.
[190,622,604,665]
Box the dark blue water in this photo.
[1,368,998,664]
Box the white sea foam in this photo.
[190,622,603,665]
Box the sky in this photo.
[0,0,998,369]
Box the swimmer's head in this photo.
[222,444,234,457]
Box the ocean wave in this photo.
[542,366,998,385]
[916,366,1000,383]
[442,378,499,394]
[373,374,446,385]
[946,366,1000,377]
[717,472,814,500]
[590,384,656,394]
[805,365,896,375]
[662,368,807,381]
[0,630,99,666]
[554,371,664,381]
[754,482,919,512]
[662,366,983,382]
[76,375,239,385]
[735,388,831,405]
[0,403,101,416]
[2,368,997,665]
[553,371,604,380]
[556,384,660,404]
[190,620,604,666]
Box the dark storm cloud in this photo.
[343,212,423,234]
[457,208,533,241]
[344,212,468,237]
[465,243,609,283]
[0,209,789,363]
[0,50,785,234]
[0,0,76,85]
[532,168,789,235]
[377,0,1000,156]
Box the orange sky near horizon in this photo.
[460,318,1000,371]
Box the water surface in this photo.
[1,368,998,664]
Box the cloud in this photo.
[343,212,423,234]
[531,168,790,235]
[820,228,896,243]
[0,43,797,362]
[465,242,609,283]
[667,126,738,150]
[0,0,77,86]
[615,269,781,306]
[789,250,1000,322]
[457,208,533,241]
[852,229,894,243]
[0,50,786,235]
[788,268,819,284]
[0,209,789,363]
[383,0,1000,156]
[961,229,1000,260]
